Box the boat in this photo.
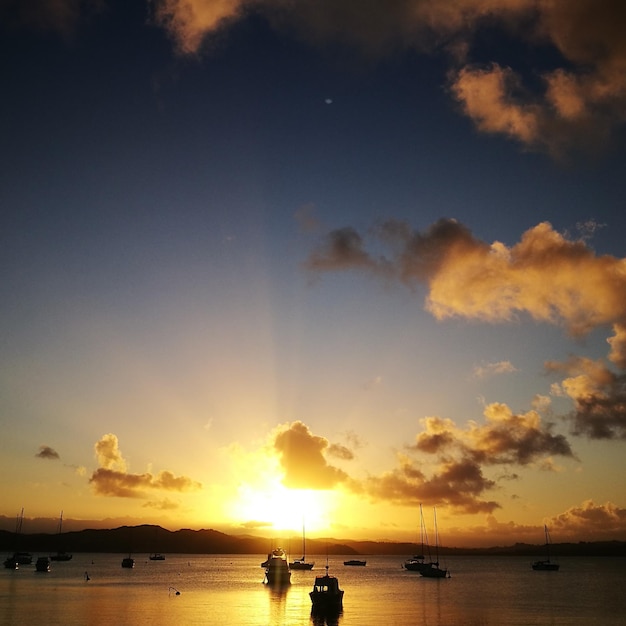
[532,525,559,571]
[289,521,314,570]
[404,503,429,573]
[309,564,344,613]
[420,508,450,578]
[263,547,291,585]
[149,553,166,561]
[121,555,135,568]
[343,559,366,566]
[49,511,72,561]
[35,556,51,573]
[4,509,32,568]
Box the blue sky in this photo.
[1,0,626,545]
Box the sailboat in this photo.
[3,508,32,569]
[290,520,314,570]
[404,503,429,572]
[420,507,450,578]
[532,525,559,571]
[49,511,73,561]
[121,527,135,568]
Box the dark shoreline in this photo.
[1,525,625,557]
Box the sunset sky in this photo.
[2,1,626,548]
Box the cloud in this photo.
[547,356,626,439]
[308,219,626,337]
[548,500,626,539]
[272,421,351,489]
[148,0,626,155]
[89,434,202,497]
[89,467,202,497]
[472,360,518,379]
[35,445,60,460]
[142,497,180,510]
[94,433,127,471]
[365,453,500,514]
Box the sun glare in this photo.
[230,478,336,535]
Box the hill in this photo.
[1,525,624,557]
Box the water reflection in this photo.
[310,606,343,626]
[267,582,289,623]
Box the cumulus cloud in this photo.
[308,219,626,336]
[365,453,500,514]
[272,421,351,489]
[89,434,202,498]
[35,445,60,460]
[548,500,626,539]
[547,356,626,439]
[356,398,574,514]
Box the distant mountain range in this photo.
[1,524,625,557]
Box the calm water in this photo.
[1,554,624,625]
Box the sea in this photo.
[1,554,624,625]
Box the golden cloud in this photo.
[89,434,202,497]
[272,421,351,489]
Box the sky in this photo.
[1,0,626,548]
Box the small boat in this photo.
[419,508,450,579]
[4,551,33,568]
[121,555,135,568]
[149,553,166,561]
[289,520,314,570]
[35,556,50,573]
[310,564,344,613]
[532,525,559,571]
[49,511,72,561]
[343,559,366,566]
[263,548,291,585]
[3,555,18,569]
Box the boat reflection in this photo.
[310,607,343,626]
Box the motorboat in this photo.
[121,555,135,568]
[310,565,344,613]
[263,548,291,585]
[343,559,366,566]
[35,556,51,572]
[149,553,166,561]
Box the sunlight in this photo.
[230,476,337,535]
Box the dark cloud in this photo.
[547,356,626,439]
[365,455,499,514]
[35,445,60,460]
[89,467,201,498]
[273,421,351,489]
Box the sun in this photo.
[229,475,337,535]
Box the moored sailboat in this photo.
[404,503,429,573]
[289,520,314,570]
[49,511,72,561]
[420,507,450,579]
[532,525,559,571]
